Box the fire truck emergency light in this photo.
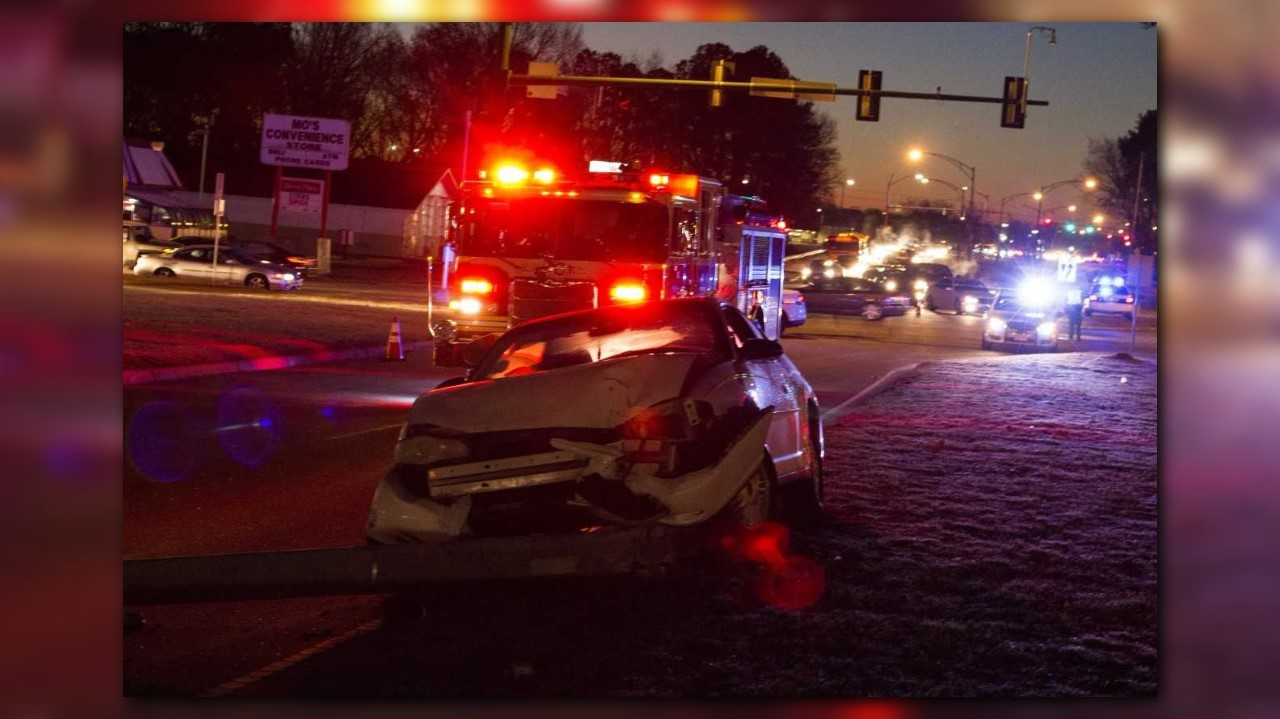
[460,278,494,295]
[532,168,556,184]
[495,165,529,185]
[609,281,648,303]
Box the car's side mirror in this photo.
[740,338,784,360]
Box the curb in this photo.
[821,362,931,424]
[123,341,433,387]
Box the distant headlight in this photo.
[1037,321,1057,336]
[884,280,898,292]
[914,279,929,291]
[987,318,1006,333]
[823,268,836,278]
[800,267,812,279]
[963,295,979,309]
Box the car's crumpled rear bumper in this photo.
[367,406,772,544]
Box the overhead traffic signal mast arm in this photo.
[508,73,1050,108]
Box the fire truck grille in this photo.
[509,279,597,324]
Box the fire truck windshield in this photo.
[460,198,669,263]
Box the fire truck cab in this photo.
[429,162,791,366]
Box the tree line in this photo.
[123,22,840,219]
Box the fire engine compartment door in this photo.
[740,229,785,340]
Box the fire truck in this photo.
[429,161,789,366]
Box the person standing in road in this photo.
[1065,288,1084,341]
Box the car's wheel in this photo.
[954,298,963,315]
[153,268,174,278]
[724,457,776,529]
[245,273,269,290]
[861,303,884,321]
[778,311,788,337]
[925,295,935,311]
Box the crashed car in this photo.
[367,297,825,544]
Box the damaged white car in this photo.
[368,297,825,544]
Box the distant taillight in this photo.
[609,281,647,303]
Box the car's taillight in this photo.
[460,278,494,295]
[609,281,647,303]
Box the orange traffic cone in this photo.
[385,316,405,360]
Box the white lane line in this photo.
[331,423,403,441]
[198,616,383,698]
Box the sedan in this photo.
[924,277,997,315]
[234,240,319,275]
[981,290,1063,352]
[1084,282,1136,320]
[133,245,304,290]
[367,297,825,544]
[795,276,915,320]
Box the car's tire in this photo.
[723,457,776,529]
[954,298,963,315]
[153,268,174,278]
[861,303,884,321]
[245,273,269,290]
[925,295,936,311]
[778,311,788,337]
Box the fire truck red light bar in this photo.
[460,279,494,294]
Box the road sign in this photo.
[1058,257,1077,283]
[280,177,324,214]
[526,62,560,99]
[259,114,351,171]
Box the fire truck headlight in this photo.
[430,319,457,342]
[456,297,483,315]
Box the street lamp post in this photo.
[915,175,967,216]
[1034,177,1098,223]
[841,178,856,208]
[1023,26,1058,117]
[908,148,977,254]
[998,192,1036,226]
[884,173,927,213]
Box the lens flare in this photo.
[126,401,200,483]
[215,387,282,468]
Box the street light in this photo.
[907,147,978,251]
[1034,177,1098,224]
[914,175,967,216]
[884,172,928,212]
[1022,26,1057,116]
[998,191,1036,225]
[841,177,856,208]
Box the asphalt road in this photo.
[123,276,1157,697]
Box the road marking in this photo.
[331,423,403,441]
[198,616,383,697]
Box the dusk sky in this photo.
[577,22,1157,221]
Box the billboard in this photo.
[259,113,350,171]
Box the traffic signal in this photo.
[856,70,882,121]
[709,59,734,108]
[1001,76,1027,128]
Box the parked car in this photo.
[780,288,807,334]
[981,288,1063,352]
[1084,281,1136,320]
[122,221,180,269]
[924,277,997,315]
[133,245,304,290]
[366,297,825,544]
[795,276,915,320]
[234,240,319,275]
